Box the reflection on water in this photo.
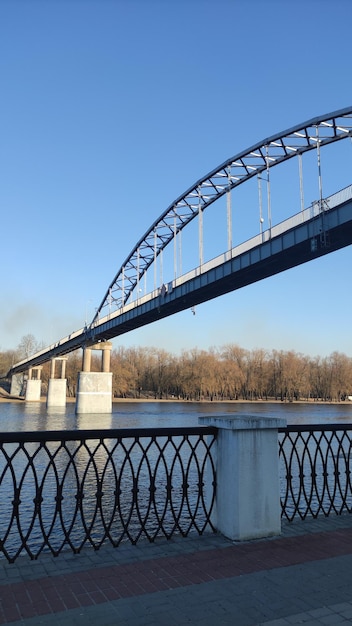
[1,400,352,432]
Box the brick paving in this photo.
[1,515,352,625]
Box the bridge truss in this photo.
[93,106,352,324]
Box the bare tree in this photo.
[0,349,19,378]
[17,334,40,359]
[221,344,247,399]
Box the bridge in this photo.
[6,107,352,409]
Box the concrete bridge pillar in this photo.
[102,345,111,373]
[25,366,42,402]
[10,373,25,397]
[199,415,286,541]
[47,357,68,408]
[75,342,113,414]
[82,347,92,372]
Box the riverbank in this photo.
[0,387,24,402]
[1,395,352,405]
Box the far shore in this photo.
[1,396,352,406]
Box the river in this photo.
[1,399,352,431]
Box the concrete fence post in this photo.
[199,415,286,541]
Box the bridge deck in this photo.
[8,186,352,375]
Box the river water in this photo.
[1,399,352,431]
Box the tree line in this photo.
[1,335,352,402]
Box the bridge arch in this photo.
[94,106,352,322]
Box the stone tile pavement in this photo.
[1,514,352,625]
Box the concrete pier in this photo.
[25,367,42,402]
[75,342,113,414]
[46,358,68,408]
[10,373,25,397]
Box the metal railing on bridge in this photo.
[90,184,352,326]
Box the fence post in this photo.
[199,415,286,541]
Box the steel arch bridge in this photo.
[7,106,352,375]
[94,106,352,322]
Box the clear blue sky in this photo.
[1,0,352,358]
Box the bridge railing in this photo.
[1,422,352,563]
[84,184,352,324]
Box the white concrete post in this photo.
[199,415,286,541]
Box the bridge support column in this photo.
[47,358,68,408]
[10,373,25,397]
[25,367,42,402]
[75,342,113,414]
[199,415,286,541]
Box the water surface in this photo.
[1,400,352,432]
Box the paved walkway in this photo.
[1,515,352,625]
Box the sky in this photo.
[1,0,352,359]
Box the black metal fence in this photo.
[2,423,352,563]
[0,427,217,563]
[279,424,352,521]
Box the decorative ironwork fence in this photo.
[279,424,352,521]
[2,422,352,563]
[0,427,217,563]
